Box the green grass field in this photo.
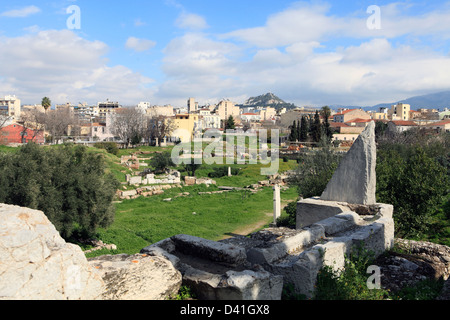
[84,145,299,257]
[0,142,300,257]
[89,185,298,257]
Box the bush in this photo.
[94,142,120,156]
[276,201,297,228]
[0,143,120,240]
[150,151,175,173]
[376,145,449,238]
[289,145,343,198]
[313,247,389,300]
[208,166,240,178]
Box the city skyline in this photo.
[1,1,450,108]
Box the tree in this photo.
[184,163,202,177]
[42,97,51,113]
[145,115,176,147]
[38,108,79,143]
[111,107,146,147]
[289,144,343,198]
[377,144,449,238]
[289,121,297,142]
[225,115,236,130]
[0,143,120,240]
[19,109,46,142]
[321,106,333,144]
[150,151,175,173]
[296,120,301,141]
[311,111,322,143]
[300,116,309,141]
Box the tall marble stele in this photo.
[320,121,377,205]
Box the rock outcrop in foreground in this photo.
[0,204,181,300]
[0,204,104,300]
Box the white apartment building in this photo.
[0,95,21,120]
[137,102,151,113]
[199,109,221,129]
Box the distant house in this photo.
[240,113,261,122]
[0,123,44,145]
[330,122,363,143]
[333,109,371,123]
[426,119,450,133]
[387,120,418,133]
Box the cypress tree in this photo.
[300,116,309,141]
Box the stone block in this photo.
[312,211,363,236]
[268,249,323,299]
[348,217,394,257]
[128,176,142,185]
[121,190,137,197]
[247,226,325,265]
[296,198,351,229]
[182,267,283,300]
[88,253,182,300]
[185,176,196,186]
[171,234,247,268]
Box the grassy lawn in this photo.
[89,185,298,257]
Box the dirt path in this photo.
[220,201,291,240]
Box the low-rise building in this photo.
[146,105,174,118]
[426,119,450,133]
[199,109,221,130]
[333,109,371,123]
[0,123,44,145]
[241,113,261,123]
[387,120,418,133]
[172,114,201,142]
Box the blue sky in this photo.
[1,0,450,108]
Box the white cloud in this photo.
[0,30,154,105]
[134,18,147,27]
[152,2,450,107]
[125,37,156,52]
[222,2,450,48]
[1,5,41,18]
[175,12,209,30]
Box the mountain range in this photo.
[371,91,450,111]
[239,90,450,112]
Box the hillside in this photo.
[238,93,297,110]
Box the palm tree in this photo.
[42,97,51,113]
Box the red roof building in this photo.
[0,123,45,145]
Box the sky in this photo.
[1,0,450,108]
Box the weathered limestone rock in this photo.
[184,176,196,186]
[171,234,247,268]
[0,204,104,300]
[321,121,377,205]
[182,266,283,300]
[296,198,352,228]
[88,253,182,300]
